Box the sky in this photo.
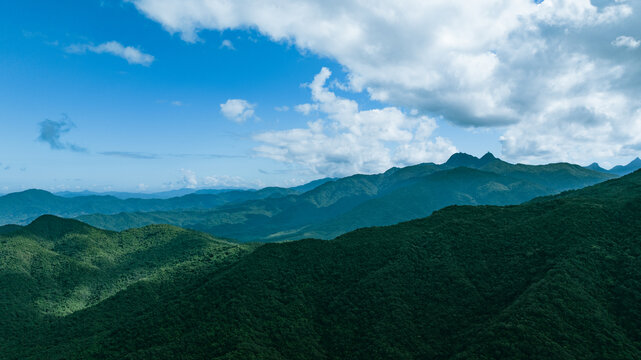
[1,0,640,193]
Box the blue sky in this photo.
[1,0,639,193]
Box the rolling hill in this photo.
[79,153,615,241]
[3,169,641,359]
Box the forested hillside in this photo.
[0,216,251,350]
[3,170,641,359]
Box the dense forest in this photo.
[2,169,641,359]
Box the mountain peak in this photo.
[629,157,641,166]
[480,152,497,161]
[585,162,607,172]
[445,152,478,166]
[445,152,498,168]
[23,215,96,240]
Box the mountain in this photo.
[0,224,21,235]
[289,177,337,193]
[585,162,608,173]
[55,188,200,199]
[4,170,641,359]
[609,157,641,176]
[79,153,615,242]
[0,178,332,225]
[584,157,641,176]
[0,215,251,345]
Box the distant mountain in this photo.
[0,178,331,225]
[609,157,641,176]
[584,157,641,176]
[55,188,200,199]
[290,177,337,193]
[6,169,641,359]
[585,162,608,173]
[79,153,614,242]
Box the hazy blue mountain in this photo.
[0,189,247,225]
[79,153,614,242]
[290,177,337,193]
[609,157,641,176]
[55,188,200,199]
[584,157,641,176]
[0,178,332,226]
[585,162,609,173]
[5,169,641,359]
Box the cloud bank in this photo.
[254,68,456,176]
[131,0,641,165]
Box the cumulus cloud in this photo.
[180,169,199,188]
[612,35,641,49]
[220,99,256,122]
[66,41,155,66]
[37,115,87,152]
[254,68,456,176]
[130,0,641,164]
[202,174,260,188]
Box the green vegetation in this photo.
[0,216,251,349]
[80,153,615,242]
[2,169,641,359]
[0,224,21,235]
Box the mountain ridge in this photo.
[78,153,615,242]
[583,157,641,176]
[0,178,334,225]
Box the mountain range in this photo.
[2,167,641,359]
[585,157,641,176]
[0,179,336,226]
[77,152,615,241]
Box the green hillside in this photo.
[3,170,641,359]
[79,153,615,242]
[0,216,251,346]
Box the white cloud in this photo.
[254,68,456,176]
[67,41,155,66]
[612,35,641,49]
[180,169,198,188]
[169,170,262,189]
[274,105,290,112]
[131,0,641,164]
[220,39,235,50]
[294,103,318,115]
[202,175,261,188]
[220,99,256,122]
